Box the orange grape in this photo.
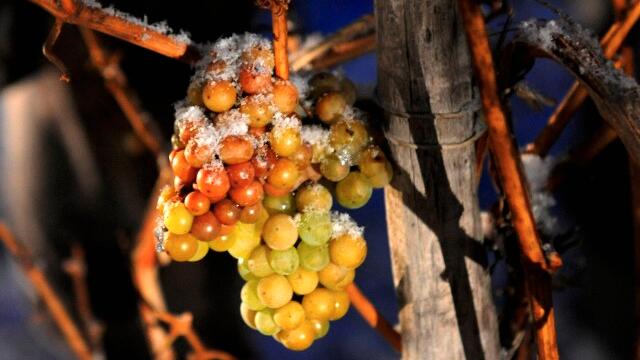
[164,232,198,262]
[274,301,305,330]
[257,274,293,309]
[302,288,334,320]
[262,214,298,250]
[329,233,367,269]
[287,267,319,295]
[202,80,236,112]
[184,191,210,216]
[272,81,298,114]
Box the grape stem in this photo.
[271,3,290,80]
[0,223,93,360]
[457,0,559,359]
[345,283,402,352]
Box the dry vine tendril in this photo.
[155,34,392,351]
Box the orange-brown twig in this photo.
[42,18,70,82]
[62,244,104,352]
[345,283,402,352]
[79,28,166,161]
[29,0,200,63]
[457,1,559,359]
[525,1,640,157]
[0,223,93,360]
[257,0,291,79]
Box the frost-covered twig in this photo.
[524,1,640,157]
[290,14,375,71]
[80,28,167,162]
[514,17,640,166]
[256,0,291,79]
[0,223,93,360]
[457,2,560,359]
[29,0,201,63]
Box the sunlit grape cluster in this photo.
[155,34,392,351]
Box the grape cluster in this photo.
[155,34,392,351]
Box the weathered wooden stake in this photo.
[376,1,500,358]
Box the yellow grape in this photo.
[297,242,330,271]
[335,171,373,209]
[329,233,367,269]
[164,233,198,262]
[287,267,319,295]
[248,245,275,277]
[330,290,350,320]
[270,127,302,157]
[302,288,335,321]
[309,319,329,339]
[318,262,355,290]
[238,258,258,281]
[227,222,261,259]
[255,308,281,336]
[263,194,296,215]
[240,302,257,329]
[163,202,194,235]
[262,214,298,250]
[208,234,235,252]
[257,274,293,309]
[279,320,316,351]
[241,280,266,311]
[273,301,305,330]
[295,183,333,212]
[188,240,209,262]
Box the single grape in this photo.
[329,233,367,269]
[219,136,254,165]
[257,274,293,309]
[315,92,346,124]
[188,240,209,262]
[208,234,235,252]
[308,72,341,99]
[295,183,333,212]
[335,172,373,209]
[184,191,211,216]
[227,162,256,189]
[264,182,293,197]
[319,154,350,182]
[240,95,274,127]
[248,245,274,277]
[227,222,261,260]
[297,211,332,246]
[184,139,214,169]
[241,46,275,69]
[267,158,300,189]
[252,145,277,180]
[240,302,257,329]
[255,308,281,335]
[279,321,315,351]
[288,143,312,170]
[330,290,350,320]
[274,301,305,331]
[164,202,194,235]
[241,279,266,311]
[213,199,241,225]
[329,119,369,159]
[196,166,230,202]
[262,214,298,250]
[229,180,264,207]
[269,247,300,275]
[272,81,298,114]
[287,267,319,295]
[202,80,236,112]
[297,242,330,271]
[318,262,355,290]
[156,186,177,211]
[358,146,393,188]
[309,319,329,339]
[240,202,263,223]
[164,233,198,262]
[239,67,273,94]
[171,150,197,183]
[270,127,302,157]
[302,288,335,321]
[191,211,221,241]
[238,258,257,281]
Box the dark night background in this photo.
[0,0,637,359]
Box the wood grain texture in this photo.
[376,1,500,358]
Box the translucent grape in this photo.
[297,242,330,271]
[319,154,350,182]
[241,280,266,311]
[330,290,350,321]
[238,258,258,281]
[163,202,194,235]
[255,308,281,336]
[257,274,293,309]
[295,183,332,212]
[298,211,332,246]
[188,240,209,262]
[318,262,355,290]
[248,245,274,277]
[279,320,315,351]
[302,288,335,321]
[329,233,367,269]
[335,172,373,209]
[268,247,300,275]
[208,234,235,252]
[227,222,261,260]
[164,233,198,262]
[287,267,319,295]
[263,194,296,215]
[309,319,329,339]
[273,301,305,331]
[240,302,257,329]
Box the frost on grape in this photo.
[290,72,311,100]
[154,217,167,253]
[82,0,192,44]
[330,212,364,239]
[215,109,249,137]
[521,154,561,236]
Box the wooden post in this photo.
[376,1,500,358]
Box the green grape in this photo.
[297,242,330,271]
[269,247,300,275]
[255,308,281,336]
[309,318,330,339]
[329,119,369,159]
[241,280,266,311]
[238,258,257,281]
[298,211,332,246]
[263,194,296,215]
[358,146,393,188]
[319,154,350,182]
[295,183,333,212]
[248,245,275,277]
[335,172,373,209]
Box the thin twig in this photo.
[457,1,559,359]
[0,223,92,360]
[42,18,70,82]
[525,1,640,157]
[345,283,402,352]
[310,34,375,70]
[29,0,201,63]
[79,28,166,162]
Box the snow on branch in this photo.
[512,18,640,165]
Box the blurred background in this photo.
[0,0,636,359]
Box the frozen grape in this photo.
[329,233,367,269]
[298,211,332,246]
[335,172,372,209]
